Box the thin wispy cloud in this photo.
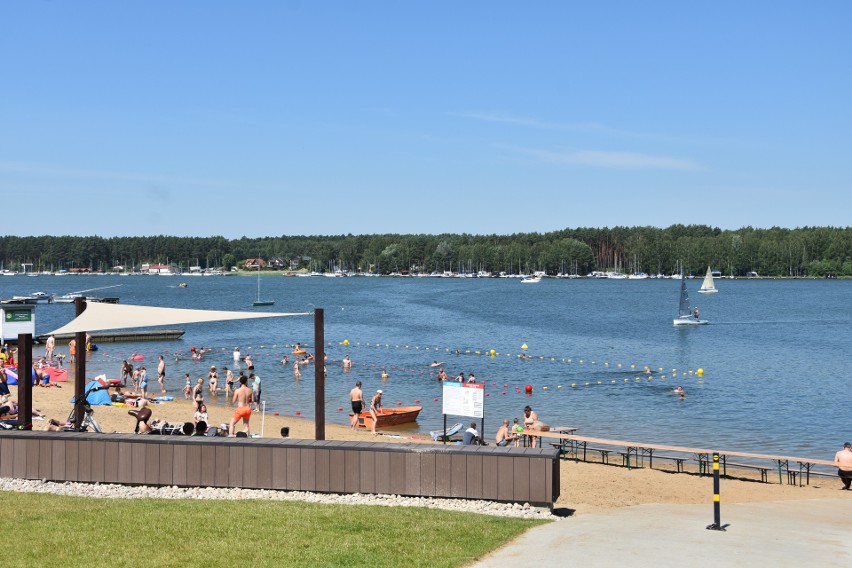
[455,111,641,137]
[510,146,702,171]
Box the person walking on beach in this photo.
[229,375,253,437]
[183,373,192,399]
[369,390,383,434]
[835,442,852,490]
[349,380,364,429]
[157,355,167,394]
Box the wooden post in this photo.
[73,297,87,429]
[314,308,325,440]
[17,333,33,430]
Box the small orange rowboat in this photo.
[352,406,422,429]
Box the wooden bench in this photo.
[722,461,771,483]
[648,454,686,472]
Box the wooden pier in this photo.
[36,329,185,344]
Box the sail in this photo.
[700,267,715,291]
[678,275,691,317]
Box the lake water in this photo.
[4,274,850,458]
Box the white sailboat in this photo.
[698,266,718,294]
[674,273,708,325]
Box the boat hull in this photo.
[697,289,718,294]
[353,406,422,429]
[673,316,708,326]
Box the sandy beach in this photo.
[10,381,847,514]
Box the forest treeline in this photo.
[1,225,850,277]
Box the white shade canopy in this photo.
[48,301,310,335]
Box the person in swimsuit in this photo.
[128,399,152,434]
[229,375,253,437]
[192,378,205,411]
[157,355,166,394]
[342,355,352,369]
[208,366,218,394]
[495,419,516,447]
[244,354,254,371]
[120,360,133,386]
[68,338,76,364]
[183,373,192,399]
[45,335,55,360]
[349,380,364,429]
[224,367,235,398]
[835,442,852,490]
[139,367,148,399]
[233,347,241,366]
[369,390,383,434]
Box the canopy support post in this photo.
[314,308,325,440]
[73,298,87,429]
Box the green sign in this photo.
[4,309,32,323]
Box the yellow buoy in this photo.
[697,368,704,376]
[571,383,577,388]
[343,339,350,345]
[557,385,563,389]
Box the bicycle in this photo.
[65,387,104,433]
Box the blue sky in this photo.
[1,1,849,238]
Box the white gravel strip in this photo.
[0,477,556,520]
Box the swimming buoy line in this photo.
[74,345,705,398]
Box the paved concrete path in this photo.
[470,498,852,567]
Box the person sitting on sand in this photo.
[463,422,481,445]
[128,399,152,434]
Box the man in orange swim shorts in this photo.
[229,375,254,437]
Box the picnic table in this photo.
[518,427,578,455]
[560,434,840,485]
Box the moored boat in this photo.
[353,406,422,429]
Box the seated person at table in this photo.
[463,422,481,446]
[495,419,517,447]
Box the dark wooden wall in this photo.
[0,432,560,507]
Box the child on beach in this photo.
[183,374,192,399]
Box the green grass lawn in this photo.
[5,491,547,567]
